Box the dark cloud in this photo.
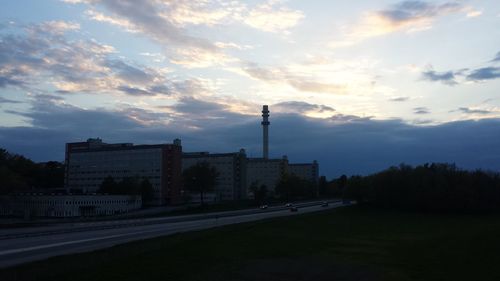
[148,84,171,95]
[87,0,218,51]
[389,96,410,102]
[423,51,500,85]
[273,101,335,114]
[172,96,225,114]
[117,85,155,96]
[165,96,253,129]
[413,119,434,125]
[3,98,500,178]
[0,25,103,90]
[269,115,500,177]
[466,67,500,81]
[0,76,24,88]
[14,100,140,131]
[105,60,155,84]
[457,107,491,115]
[422,70,457,85]
[0,97,22,104]
[55,90,72,95]
[329,114,372,123]
[0,22,172,96]
[413,107,430,115]
[379,1,461,23]
[33,94,64,101]
[0,34,49,65]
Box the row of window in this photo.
[21,199,141,206]
[69,169,161,174]
[70,176,161,181]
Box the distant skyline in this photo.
[1,0,500,177]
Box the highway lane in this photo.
[0,200,338,239]
[0,201,348,268]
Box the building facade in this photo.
[65,138,182,205]
[288,160,319,183]
[0,194,142,218]
[246,156,288,197]
[182,149,247,201]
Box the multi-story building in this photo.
[65,138,182,205]
[182,149,247,201]
[289,160,319,183]
[246,156,288,197]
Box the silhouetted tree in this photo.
[249,181,269,203]
[344,163,500,213]
[140,178,154,204]
[36,161,64,189]
[249,181,260,201]
[0,148,64,194]
[276,174,315,201]
[182,162,218,206]
[318,176,328,197]
[99,176,118,194]
[257,185,268,203]
[118,177,141,194]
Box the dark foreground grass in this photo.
[2,206,500,281]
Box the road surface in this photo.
[0,200,348,268]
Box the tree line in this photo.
[343,163,500,213]
[0,148,64,194]
[98,176,154,203]
[10,147,496,213]
[182,162,321,204]
[0,148,155,203]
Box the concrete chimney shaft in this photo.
[261,105,270,159]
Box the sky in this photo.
[1,0,500,178]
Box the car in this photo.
[321,201,329,207]
[285,203,292,207]
[290,206,298,212]
[260,205,268,209]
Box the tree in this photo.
[118,177,140,194]
[276,174,315,201]
[98,176,118,194]
[249,181,268,204]
[0,148,66,194]
[318,176,328,197]
[249,181,260,201]
[182,162,218,206]
[140,178,154,204]
[256,184,268,204]
[343,163,500,213]
[36,161,64,189]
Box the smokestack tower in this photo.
[261,105,270,159]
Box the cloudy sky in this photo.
[1,0,500,177]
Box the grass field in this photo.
[2,206,500,281]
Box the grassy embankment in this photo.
[2,206,500,281]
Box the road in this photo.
[0,200,348,268]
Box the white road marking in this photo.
[0,228,164,256]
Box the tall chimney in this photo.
[261,105,270,159]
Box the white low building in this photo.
[0,194,142,218]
